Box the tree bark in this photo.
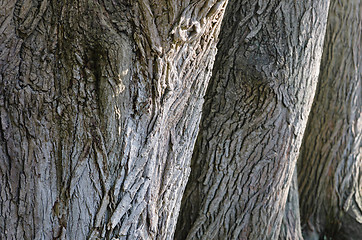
[176,0,330,239]
[297,0,362,239]
[279,169,303,240]
[0,0,227,239]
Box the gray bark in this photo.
[279,169,303,240]
[0,0,227,239]
[176,0,330,239]
[297,0,362,239]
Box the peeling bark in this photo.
[0,0,227,239]
[298,0,362,239]
[176,0,330,239]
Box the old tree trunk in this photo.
[175,0,329,239]
[0,0,228,239]
[297,0,362,239]
[1,0,360,240]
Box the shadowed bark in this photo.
[0,0,228,239]
[176,0,330,239]
[298,0,362,239]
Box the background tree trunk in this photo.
[175,0,330,239]
[0,0,227,239]
[297,0,362,239]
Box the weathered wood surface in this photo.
[0,0,227,239]
[298,0,362,239]
[176,0,330,239]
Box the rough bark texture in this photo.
[297,0,362,239]
[176,0,330,239]
[279,169,303,240]
[0,0,227,239]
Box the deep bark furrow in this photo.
[176,1,330,239]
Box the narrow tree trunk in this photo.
[0,0,227,239]
[297,0,362,239]
[176,1,330,239]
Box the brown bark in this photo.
[0,0,227,239]
[176,0,330,239]
[297,0,362,239]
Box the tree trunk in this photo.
[176,0,330,239]
[297,0,362,239]
[0,0,227,239]
[279,169,303,240]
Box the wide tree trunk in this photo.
[0,0,228,239]
[297,0,362,239]
[175,0,330,239]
